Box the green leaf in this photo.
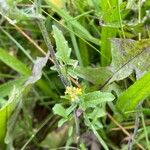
[65,103,77,116]
[100,0,121,66]
[0,87,23,148]
[109,38,150,83]
[58,118,68,127]
[74,66,112,85]
[0,98,6,108]
[0,72,57,101]
[5,92,23,149]
[81,91,115,109]
[53,104,67,118]
[86,106,106,129]
[0,51,52,147]
[0,77,27,98]
[93,120,103,129]
[0,48,31,76]
[44,0,99,45]
[88,106,106,120]
[68,126,73,137]
[116,71,150,114]
[52,25,71,64]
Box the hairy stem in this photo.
[35,0,80,145]
[35,0,70,87]
[128,102,143,150]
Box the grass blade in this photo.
[0,48,30,76]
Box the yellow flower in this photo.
[65,86,82,101]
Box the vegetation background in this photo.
[0,0,150,149]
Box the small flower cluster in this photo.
[65,86,82,101]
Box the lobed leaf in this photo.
[52,25,71,64]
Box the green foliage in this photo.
[74,66,112,85]
[52,89,114,150]
[53,104,68,119]
[0,0,150,149]
[0,49,51,148]
[116,71,150,114]
[52,25,78,79]
[0,87,23,148]
[80,91,114,109]
[52,25,76,65]
[0,77,27,98]
[0,48,30,76]
[100,0,121,66]
[44,0,100,45]
[109,38,150,83]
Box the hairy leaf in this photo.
[52,26,71,64]
[80,91,115,109]
[74,66,112,85]
[109,38,150,83]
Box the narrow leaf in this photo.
[0,48,30,76]
[44,0,99,45]
[0,77,27,98]
[116,71,150,113]
[100,0,120,66]
[0,87,23,148]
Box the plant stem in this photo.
[141,111,150,149]
[128,108,140,150]
[84,114,109,150]
[35,0,70,87]
[74,110,80,144]
[138,0,141,40]
[21,115,53,150]
[35,0,80,146]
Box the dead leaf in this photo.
[25,51,50,86]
